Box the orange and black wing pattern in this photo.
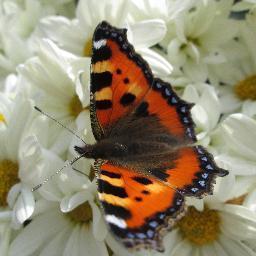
[96,162,185,251]
[90,21,153,140]
[134,78,196,142]
[88,21,228,252]
[147,146,228,198]
[95,146,227,251]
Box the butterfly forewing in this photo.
[90,21,153,140]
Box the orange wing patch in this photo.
[148,146,228,198]
[90,22,153,140]
[134,78,196,142]
[97,162,185,251]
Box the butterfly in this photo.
[74,21,229,252]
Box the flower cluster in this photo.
[0,0,256,255]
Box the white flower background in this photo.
[0,0,256,255]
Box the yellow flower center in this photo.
[0,159,19,206]
[83,38,93,57]
[69,95,83,118]
[68,202,93,223]
[0,113,6,124]
[234,75,256,100]
[177,206,220,245]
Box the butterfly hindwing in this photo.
[94,146,228,251]
[90,21,153,140]
[147,146,228,198]
[96,162,185,251]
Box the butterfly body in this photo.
[75,21,228,252]
[75,111,187,173]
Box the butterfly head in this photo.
[74,141,128,160]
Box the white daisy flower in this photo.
[9,197,108,256]
[182,83,221,148]
[18,39,91,128]
[166,0,239,83]
[0,0,75,79]
[209,9,256,116]
[0,89,99,253]
[128,0,198,29]
[128,0,169,21]
[35,0,172,76]
[0,87,74,227]
[0,92,40,255]
[0,92,35,222]
[213,113,256,177]
[107,195,256,256]
[163,201,256,256]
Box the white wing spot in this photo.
[106,215,127,229]
[93,39,107,49]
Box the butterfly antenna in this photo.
[31,153,86,192]
[34,106,86,144]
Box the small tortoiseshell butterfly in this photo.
[74,21,228,252]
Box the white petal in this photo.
[130,19,166,48]
[90,202,108,241]
[7,183,21,209]
[167,38,184,63]
[186,43,200,63]
[162,229,183,254]
[79,224,108,256]
[75,68,90,108]
[106,234,141,256]
[220,114,256,160]
[171,240,193,256]
[138,48,173,76]
[12,185,35,226]
[39,39,76,71]
[218,234,255,256]
[10,210,67,256]
[221,204,256,222]
[215,154,256,176]
[192,105,209,132]
[213,241,229,256]
[221,211,256,240]
[198,86,220,130]
[0,224,11,256]
[182,85,200,102]
[63,224,80,256]
[215,172,235,202]
[5,96,32,161]
[190,1,216,38]
[76,0,127,30]
[244,188,256,212]
[242,101,256,118]
[201,19,238,50]
[183,59,208,82]
[39,226,71,256]
[0,211,12,222]
[60,191,93,213]
[201,244,218,256]
[38,16,84,55]
[219,91,241,114]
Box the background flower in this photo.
[0,0,256,256]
